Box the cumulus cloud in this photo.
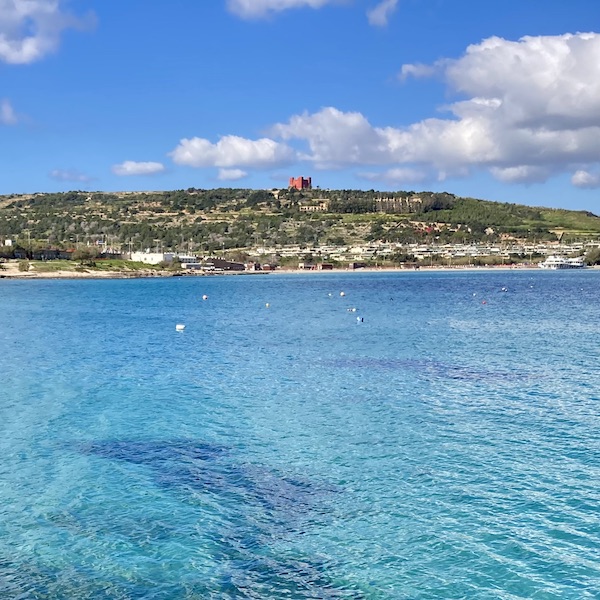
[489,166,552,184]
[359,167,429,185]
[218,168,248,181]
[265,33,600,187]
[271,107,389,168]
[49,168,93,183]
[170,135,296,169]
[367,0,398,27]
[272,106,496,173]
[227,0,337,19]
[0,0,95,64]
[112,161,165,176]
[572,170,600,189]
[442,33,600,131]
[0,99,17,124]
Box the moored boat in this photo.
[539,255,586,269]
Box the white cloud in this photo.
[112,161,165,176]
[0,0,95,64]
[442,33,600,131]
[0,99,17,124]
[271,107,388,168]
[572,170,600,189]
[489,166,552,184]
[359,167,428,185]
[266,33,600,187]
[227,0,337,19]
[227,0,391,25]
[49,168,93,183]
[367,0,398,27]
[218,168,248,181]
[272,106,494,173]
[170,135,296,169]
[398,62,438,81]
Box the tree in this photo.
[585,247,600,265]
[73,247,99,266]
[246,190,273,206]
[368,222,385,241]
[390,252,416,265]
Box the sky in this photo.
[1,0,600,211]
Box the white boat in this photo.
[539,255,586,269]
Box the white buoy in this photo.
[265,303,270,308]
[340,291,345,297]
[176,324,185,331]
[202,294,208,300]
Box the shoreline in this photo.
[2,261,594,280]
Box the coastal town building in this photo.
[130,251,166,265]
[374,197,422,213]
[299,199,328,212]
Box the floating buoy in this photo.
[265,303,270,308]
[202,295,208,300]
[176,324,185,331]
[340,291,345,297]
[481,301,487,305]
[328,293,332,297]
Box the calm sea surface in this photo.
[1,270,599,599]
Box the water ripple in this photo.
[1,272,600,597]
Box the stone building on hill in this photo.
[289,176,312,191]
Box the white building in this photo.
[130,251,199,265]
[130,251,165,265]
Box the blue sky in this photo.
[1,0,600,211]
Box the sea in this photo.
[1,270,599,599]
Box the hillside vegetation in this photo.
[1,187,599,253]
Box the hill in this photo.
[1,188,599,254]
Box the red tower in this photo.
[289,176,312,191]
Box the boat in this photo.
[539,255,586,269]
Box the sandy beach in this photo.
[0,259,556,280]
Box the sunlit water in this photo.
[1,270,599,599]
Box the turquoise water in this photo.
[1,271,600,599]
